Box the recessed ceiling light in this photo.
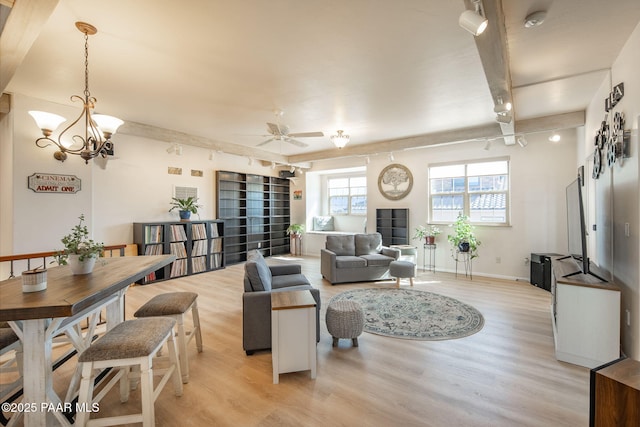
[524,11,547,28]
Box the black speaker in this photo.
[279,170,295,178]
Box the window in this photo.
[329,176,367,215]
[429,159,509,225]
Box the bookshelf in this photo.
[376,208,409,246]
[133,220,224,284]
[216,171,291,264]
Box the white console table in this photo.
[271,290,317,384]
[551,257,620,369]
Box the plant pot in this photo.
[425,236,436,245]
[67,254,97,275]
[458,242,470,253]
[179,210,191,220]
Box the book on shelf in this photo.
[170,242,187,259]
[192,223,207,240]
[192,239,208,256]
[170,224,187,242]
[144,271,156,283]
[144,244,164,256]
[210,223,219,237]
[210,253,223,268]
[170,258,188,278]
[191,256,207,273]
[145,225,163,243]
[210,238,223,253]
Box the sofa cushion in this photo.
[272,273,311,289]
[355,233,383,256]
[313,216,334,231]
[335,255,367,269]
[326,235,355,256]
[245,250,272,291]
[360,253,395,267]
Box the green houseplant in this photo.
[286,224,305,236]
[55,214,104,274]
[447,213,480,258]
[169,196,201,220]
[412,224,442,245]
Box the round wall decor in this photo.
[378,163,413,200]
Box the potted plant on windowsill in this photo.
[54,214,105,275]
[447,213,480,258]
[169,196,201,221]
[412,224,442,245]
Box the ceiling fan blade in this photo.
[257,138,275,147]
[284,138,308,148]
[288,131,324,138]
[266,122,281,135]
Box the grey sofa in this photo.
[320,233,400,285]
[242,250,321,355]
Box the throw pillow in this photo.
[246,250,272,291]
[313,216,334,231]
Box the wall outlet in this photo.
[625,223,630,237]
[495,257,501,264]
[524,257,530,265]
[626,309,631,327]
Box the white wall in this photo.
[309,129,577,281]
[584,21,640,360]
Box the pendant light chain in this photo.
[84,31,91,98]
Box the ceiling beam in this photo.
[0,0,58,93]
[118,121,290,164]
[463,0,515,144]
[515,110,585,135]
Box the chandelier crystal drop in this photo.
[29,22,123,163]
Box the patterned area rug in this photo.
[329,288,484,340]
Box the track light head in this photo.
[459,1,488,36]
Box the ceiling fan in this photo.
[257,110,324,148]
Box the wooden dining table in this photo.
[0,254,174,427]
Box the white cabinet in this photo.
[271,290,317,384]
[551,258,621,368]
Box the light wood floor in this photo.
[46,256,590,426]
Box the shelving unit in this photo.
[133,220,225,284]
[216,171,291,264]
[376,208,409,246]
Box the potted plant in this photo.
[447,213,480,258]
[286,224,305,256]
[413,224,442,245]
[169,196,201,221]
[55,214,104,274]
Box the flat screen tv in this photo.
[563,176,606,281]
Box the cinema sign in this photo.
[28,173,81,194]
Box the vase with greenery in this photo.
[447,213,480,258]
[55,214,104,274]
[413,224,442,245]
[286,224,304,256]
[169,196,201,220]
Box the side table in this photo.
[271,290,317,384]
[423,244,436,272]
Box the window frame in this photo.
[428,157,510,226]
[327,174,367,216]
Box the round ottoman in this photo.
[325,300,364,347]
[389,260,416,287]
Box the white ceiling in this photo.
[3,0,640,162]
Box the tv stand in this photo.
[550,257,621,368]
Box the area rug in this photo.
[329,288,484,340]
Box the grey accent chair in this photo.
[320,233,400,284]
[242,250,321,355]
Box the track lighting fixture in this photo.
[166,143,182,155]
[209,151,215,161]
[483,140,491,151]
[549,133,561,142]
[493,97,512,115]
[271,161,276,169]
[365,156,370,165]
[459,0,488,36]
[176,145,183,155]
[290,165,296,173]
[248,157,254,166]
[495,113,513,124]
[388,152,394,162]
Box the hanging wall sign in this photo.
[605,82,624,112]
[28,173,81,193]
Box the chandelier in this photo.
[29,22,123,163]
[330,130,350,149]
